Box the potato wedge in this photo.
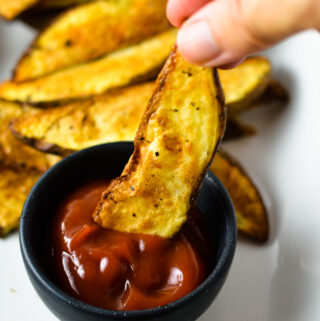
[0,164,40,236]
[218,57,271,113]
[0,101,60,171]
[10,83,154,156]
[93,47,226,238]
[0,29,176,105]
[0,0,38,20]
[210,149,268,242]
[14,0,170,82]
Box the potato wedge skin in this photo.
[0,29,177,105]
[14,0,170,82]
[0,101,60,171]
[93,47,225,238]
[255,80,289,106]
[39,0,92,8]
[224,116,256,140]
[0,0,38,20]
[0,165,40,236]
[210,149,268,242]
[219,56,271,114]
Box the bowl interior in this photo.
[20,142,236,318]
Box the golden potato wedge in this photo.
[93,47,226,238]
[0,0,38,20]
[0,29,176,105]
[14,0,170,82]
[10,83,155,156]
[0,101,60,171]
[218,57,271,113]
[0,164,40,236]
[210,149,268,242]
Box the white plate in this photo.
[0,19,320,321]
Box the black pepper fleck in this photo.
[64,40,72,47]
[182,70,192,76]
[82,115,88,123]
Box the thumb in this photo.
[177,0,320,67]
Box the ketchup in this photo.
[48,180,214,311]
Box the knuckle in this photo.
[232,0,271,50]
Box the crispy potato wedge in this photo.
[14,0,170,82]
[210,149,268,242]
[0,0,38,20]
[218,57,271,114]
[0,29,176,105]
[0,164,40,236]
[0,101,60,171]
[93,47,226,238]
[10,83,155,156]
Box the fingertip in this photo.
[177,20,222,65]
[166,0,183,27]
[176,0,258,68]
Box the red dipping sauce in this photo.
[48,180,214,311]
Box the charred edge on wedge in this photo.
[216,149,269,242]
[9,121,74,157]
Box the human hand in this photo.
[167,0,320,68]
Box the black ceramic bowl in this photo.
[20,142,236,321]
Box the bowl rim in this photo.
[19,142,237,318]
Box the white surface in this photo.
[0,19,320,321]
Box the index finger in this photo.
[166,0,211,27]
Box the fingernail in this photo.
[177,20,221,64]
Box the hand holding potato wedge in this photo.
[0,0,287,242]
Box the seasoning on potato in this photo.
[93,47,226,237]
[0,29,177,106]
[14,0,170,82]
